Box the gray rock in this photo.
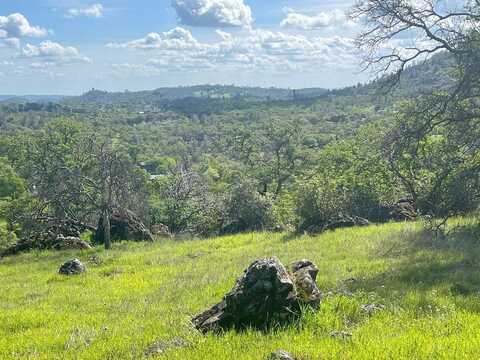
[192,257,321,333]
[52,235,92,250]
[323,215,370,231]
[267,350,296,360]
[94,208,153,244]
[1,217,94,257]
[290,259,322,307]
[151,223,172,239]
[59,258,85,275]
[389,199,417,221]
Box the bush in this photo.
[222,181,277,233]
[295,177,345,233]
[0,224,17,252]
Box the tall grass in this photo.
[1,220,480,359]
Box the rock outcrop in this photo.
[1,217,93,257]
[323,215,370,232]
[151,223,172,238]
[59,258,86,275]
[94,208,153,244]
[389,199,417,221]
[192,257,321,333]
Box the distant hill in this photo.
[1,52,453,115]
[0,95,67,104]
[63,52,453,111]
[65,85,329,107]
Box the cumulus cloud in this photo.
[67,4,104,18]
[280,9,356,30]
[108,26,360,75]
[0,13,47,38]
[171,0,252,28]
[107,27,203,50]
[22,41,91,64]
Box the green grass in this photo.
[2,219,480,359]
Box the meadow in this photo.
[1,220,480,359]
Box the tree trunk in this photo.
[103,207,111,250]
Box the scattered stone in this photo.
[360,303,385,315]
[52,235,92,250]
[323,215,370,232]
[267,350,296,360]
[151,223,172,238]
[59,258,86,275]
[94,208,153,244]
[1,217,94,257]
[389,199,417,221]
[329,331,352,340]
[144,337,190,356]
[192,257,321,333]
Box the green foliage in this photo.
[0,157,25,199]
[295,122,399,232]
[385,99,480,218]
[0,219,17,252]
[222,180,277,233]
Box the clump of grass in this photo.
[1,220,480,359]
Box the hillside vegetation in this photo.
[2,220,480,359]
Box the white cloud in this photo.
[171,0,252,28]
[108,27,360,74]
[107,27,203,50]
[281,9,356,30]
[22,41,91,64]
[67,4,104,18]
[0,13,47,38]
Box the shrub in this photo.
[222,181,277,233]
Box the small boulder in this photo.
[389,199,417,221]
[267,350,296,360]
[290,260,322,307]
[151,223,172,239]
[52,235,92,250]
[192,257,321,333]
[323,215,370,232]
[59,258,85,275]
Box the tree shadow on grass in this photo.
[348,221,480,312]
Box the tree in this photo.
[351,0,480,86]
[352,0,480,220]
[151,164,221,236]
[7,120,148,249]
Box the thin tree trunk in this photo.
[103,207,111,249]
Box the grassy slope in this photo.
[1,220,480,359]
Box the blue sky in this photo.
[0,0,370,95]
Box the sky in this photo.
[0,0,372,95]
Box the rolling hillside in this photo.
[1,219,479,359]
